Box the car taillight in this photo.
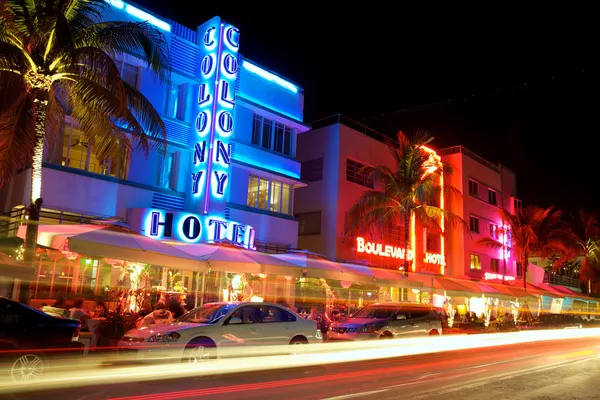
[72,326,80,342]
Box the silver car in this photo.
[118,302,322,363]
[328,303,443,341]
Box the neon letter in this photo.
[191,171,203,195]
[149,211,173,238]
[232,224,247,246]
[218,111,233,133]
[193,141,207,165]
[215,140,231,165]
[214,171,228,195]
[209,219,228,241]
[204,26,216,47]
[220,80,235,106]
[181,216,202,240]
[198,83,211,106]
[356,237,365,253]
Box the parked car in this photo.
[328,303,443,341]
[0,297,84,383]
[118,302,322,363]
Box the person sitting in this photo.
[69,299,91,328]
[141,302,173,326]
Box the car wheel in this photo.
[379,332,393,339]
[289,336,308,355]
[429,329,440,336]
[10,353,45,383]
[183,341,215,365]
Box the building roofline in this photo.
[440,146,500,174]
[309,114,401,146]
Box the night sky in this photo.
[135,1,599,210]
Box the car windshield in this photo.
[177,303,237,324]
[352,306,397,319]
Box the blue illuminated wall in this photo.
[29,1,309,250]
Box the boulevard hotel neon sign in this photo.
[355,237,446,266]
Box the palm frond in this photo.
[79,21,170,81]
[0,40,28,72]
[0,91,35,183]
[476,236,505,253]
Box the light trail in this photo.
[1,328,600,395]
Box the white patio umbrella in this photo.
[171,242,303,276]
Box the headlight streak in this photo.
[2,328,600,394]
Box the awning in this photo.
[338,263,423,289]
[0,252,34,280]
[64,230,202,270]
[17,224,108,250]
[171,243,303,276]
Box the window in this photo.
[409,310,430,319]
[470,254,481,270]
[251,114,295,156]
[121,62,139,87]
[490,258,500,273]
[489,224,498,239]
[297,212,321,235]
[165,83,184,120]
[47,121,128,180]
[488,188,497,205]
[468,179,478,197]
[469,216,480,233]
[246,175,292,215]
[156,152,175,190]
[514,198,522,210]
[426,233,440,253]
[301,158,323,182]
[346,159,373,188]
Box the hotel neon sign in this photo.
[143,209,256,249]
[193,19,239,214]
[355,237,446,266]
[484,272,515,281]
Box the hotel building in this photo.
[294,115,520,283]
[0,3,308,253]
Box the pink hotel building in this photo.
[294,114,521,282]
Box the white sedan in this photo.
[118,302,322,363]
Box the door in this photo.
[253,305,297,345]
[406,310,430,336]
[389,310,412,338]
[220,305,264,348]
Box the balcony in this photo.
[544,272,582,291]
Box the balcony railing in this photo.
[544,272,582,290]
[440,146,500,173]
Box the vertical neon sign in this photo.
[193,18,239,215]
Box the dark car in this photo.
[0,297,84,383]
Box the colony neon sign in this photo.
[143,209,256,249]
[193,19,239,214]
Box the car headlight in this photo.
[358,324,377,333]
[316,330,323,339]
[147,332,181,343]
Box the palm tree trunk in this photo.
[521,253,529,291]
[20,96,48,304]
[403,212,410,277]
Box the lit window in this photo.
[489,224,498,239]
[246,175,293,215]
[488,188,497,205]
[346,159,373,188]
[470,254,481,270]
[165,84,184,120]
[251,114,295,156]
[48,121,128,180]
[469,216,480,233]
[490,258,499,273]
[468,179,478,197]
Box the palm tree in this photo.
[344,130,465,276]
[0,0,169,303]
[561,209,600,291]
[477,206,566,291]
[0,0,168,199]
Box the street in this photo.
[3,333,599,400]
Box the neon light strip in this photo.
[105,0,171,32]
[233,156,300,179]
[242,61,298,93]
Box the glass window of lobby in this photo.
[247,176,292,215]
